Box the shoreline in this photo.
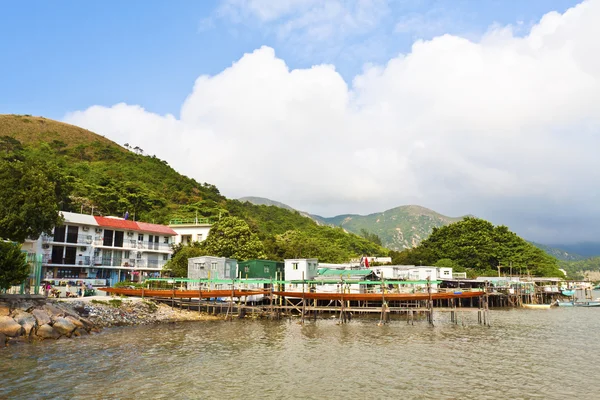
[0,296,222,348]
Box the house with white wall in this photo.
[169,218,212,245]
[32,211,176,286]
[187,256,238,290]
[284,258,318,291]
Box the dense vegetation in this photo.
[1,114,388,266]
[558,257,600,280]
[390,217,563,277]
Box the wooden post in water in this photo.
[301,271,306,324]
[378,274,386,326]
[427,277,434,326]
[171,281,175,309]
[198,284,202,315]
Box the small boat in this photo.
[562,290,576,297]
[555,300,600,307]
[522,304,552,310]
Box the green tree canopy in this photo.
[392,217,562,277]
[0,138,67,242]
[0,242,29,290]
[203,216,266,260]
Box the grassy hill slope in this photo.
[2,114,386,262]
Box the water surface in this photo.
[2,307,599,399]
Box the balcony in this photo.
[42,255,92,266]
[42,233,94,245]
[92,239,171,252]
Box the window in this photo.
[163,236,169,244]
[264,266,270,273]
[244,266,250,273]
[292,263,298,270]
[124,251,130,259]
[443,270,450,276]
[103,230,114,247]
[211,262,217,270]
[114,231,124,248]
[162,254,169,261]
[199,262,205,269]
[136,252,142,259]
[138,234,144,242]
[198,234,203,241]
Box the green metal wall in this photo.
[238,259,284,280]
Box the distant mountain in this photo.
[238,198,466,251]
[238,197,295,211]
[238,196,324,224]
[317,205,466,250]
[529,242,585,261]
[547,242,600,258]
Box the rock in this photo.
[0,316,24,337]
[13,311,36,336]
[43,304,65,319]
[78,317,94,329]
[65,316,84,329]
[0,333,5,347]
[0,303,10,316]
[32,309,51,326]
[76,328,89,336]
[36,324,60,340]
[12,301,35,313]
[52,317,76,336]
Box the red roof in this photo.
[93,217,176,236]
[94,216,140,230]
[136,221,177,236]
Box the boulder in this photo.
[78,317,95,331]
[36,324,60,340]
[0,316,24,337]
[12,301,35,313]
[52,317,76,336]
[13,311,36,336]
[0,303,10,316]
[65,316,84,329]
[43,304,65,318]
[75,328,89,336]
[32,309,51,326]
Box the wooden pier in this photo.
[100,278,491,326]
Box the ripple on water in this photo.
[1,309,600,399]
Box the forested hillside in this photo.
[1,114,387,263]
[390,217,563,277]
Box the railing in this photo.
[92,239,171,251]
[42,233,94,245]
[169,218,213,225]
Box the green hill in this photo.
[529,241,585,261]
[318,205,466,250]
[1,114,387,263]
[238,197,467,250]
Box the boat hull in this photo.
[556,301,600,307]
[522,304,552,310]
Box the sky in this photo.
[1,0,599,244]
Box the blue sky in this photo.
[0,0,580,120]
[3,0,599,243]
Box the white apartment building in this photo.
[169,218,212,245]
[284,258,319,291]
[26,211,177,286]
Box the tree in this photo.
[0,242,29,290]
[398,217,562,277]
[0,148,67,242]
[203,216,266,260]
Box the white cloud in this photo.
[64,0,600,243]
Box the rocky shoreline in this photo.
[0,297,221,348]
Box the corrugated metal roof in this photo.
[136,221,177,236]
[60,211,99,226]
[318,268,374,277]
